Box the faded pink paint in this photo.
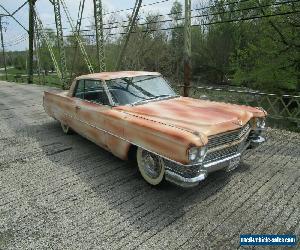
[77,71,160,81]
[43,71,267,165]
[116,97,266,137]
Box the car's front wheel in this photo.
[136,147,165,186]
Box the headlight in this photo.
[256,117,266,129]
[188,147,199,161]
[188,146,207,163]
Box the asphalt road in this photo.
[0,81,299,249]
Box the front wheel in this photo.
[136,147,165,186]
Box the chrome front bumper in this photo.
[165,135,266,188]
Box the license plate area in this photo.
[226,156,241,172]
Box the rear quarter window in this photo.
[74,80,85,98]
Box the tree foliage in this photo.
[4,0,299,93]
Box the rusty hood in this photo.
[115,97,266,138]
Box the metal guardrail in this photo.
[177,85,300,125]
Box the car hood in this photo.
[115,97,266,137]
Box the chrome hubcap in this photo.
[141,151,161,179]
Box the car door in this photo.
[63,79,84,133]
[73,79,111,149]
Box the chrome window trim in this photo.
[73,97,113,109]
[102,79,116,107]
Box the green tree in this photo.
[14,55,26,70]
[230,0,300,92]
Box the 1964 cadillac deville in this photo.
[43,71,267,187]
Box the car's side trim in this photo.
[61,110,196,167]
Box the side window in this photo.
[83,80,110,106]
[74,80,85,99]
[85,80,102,93]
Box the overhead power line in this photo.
[3,33,28,45]
[104,0,171,16]
[42,0,173,27]
[41,0,299,34]
[4,36,28,47]
[43,0,257,29]
[61,8,300,38]
[41,0,299,35]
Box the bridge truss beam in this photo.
[93,0,106,72]
[53,0,68,89]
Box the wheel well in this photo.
[128,144,137,163]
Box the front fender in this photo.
[123,114,207,165]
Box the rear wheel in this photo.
[61,122,72,134]
[136,147,165,186]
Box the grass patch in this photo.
[0,68,63,88]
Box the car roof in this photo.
[76,71,161,81]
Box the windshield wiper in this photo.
[130,97,157,106]
[130,94,179,106]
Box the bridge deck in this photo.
[0,81,299,249]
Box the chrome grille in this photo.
[204,123,251,164]
[204,144,238,163]
[207,123,250,149]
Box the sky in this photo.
[0,0,193,51]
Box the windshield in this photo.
[106,75,178,106]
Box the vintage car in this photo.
[43,71,267,187]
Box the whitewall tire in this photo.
[136,147,165,186]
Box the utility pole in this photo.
[93,0,106,72]
[183,0,191,97]
[116,0,142,70]
[0,16,8,81]
[28,0,36,84]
